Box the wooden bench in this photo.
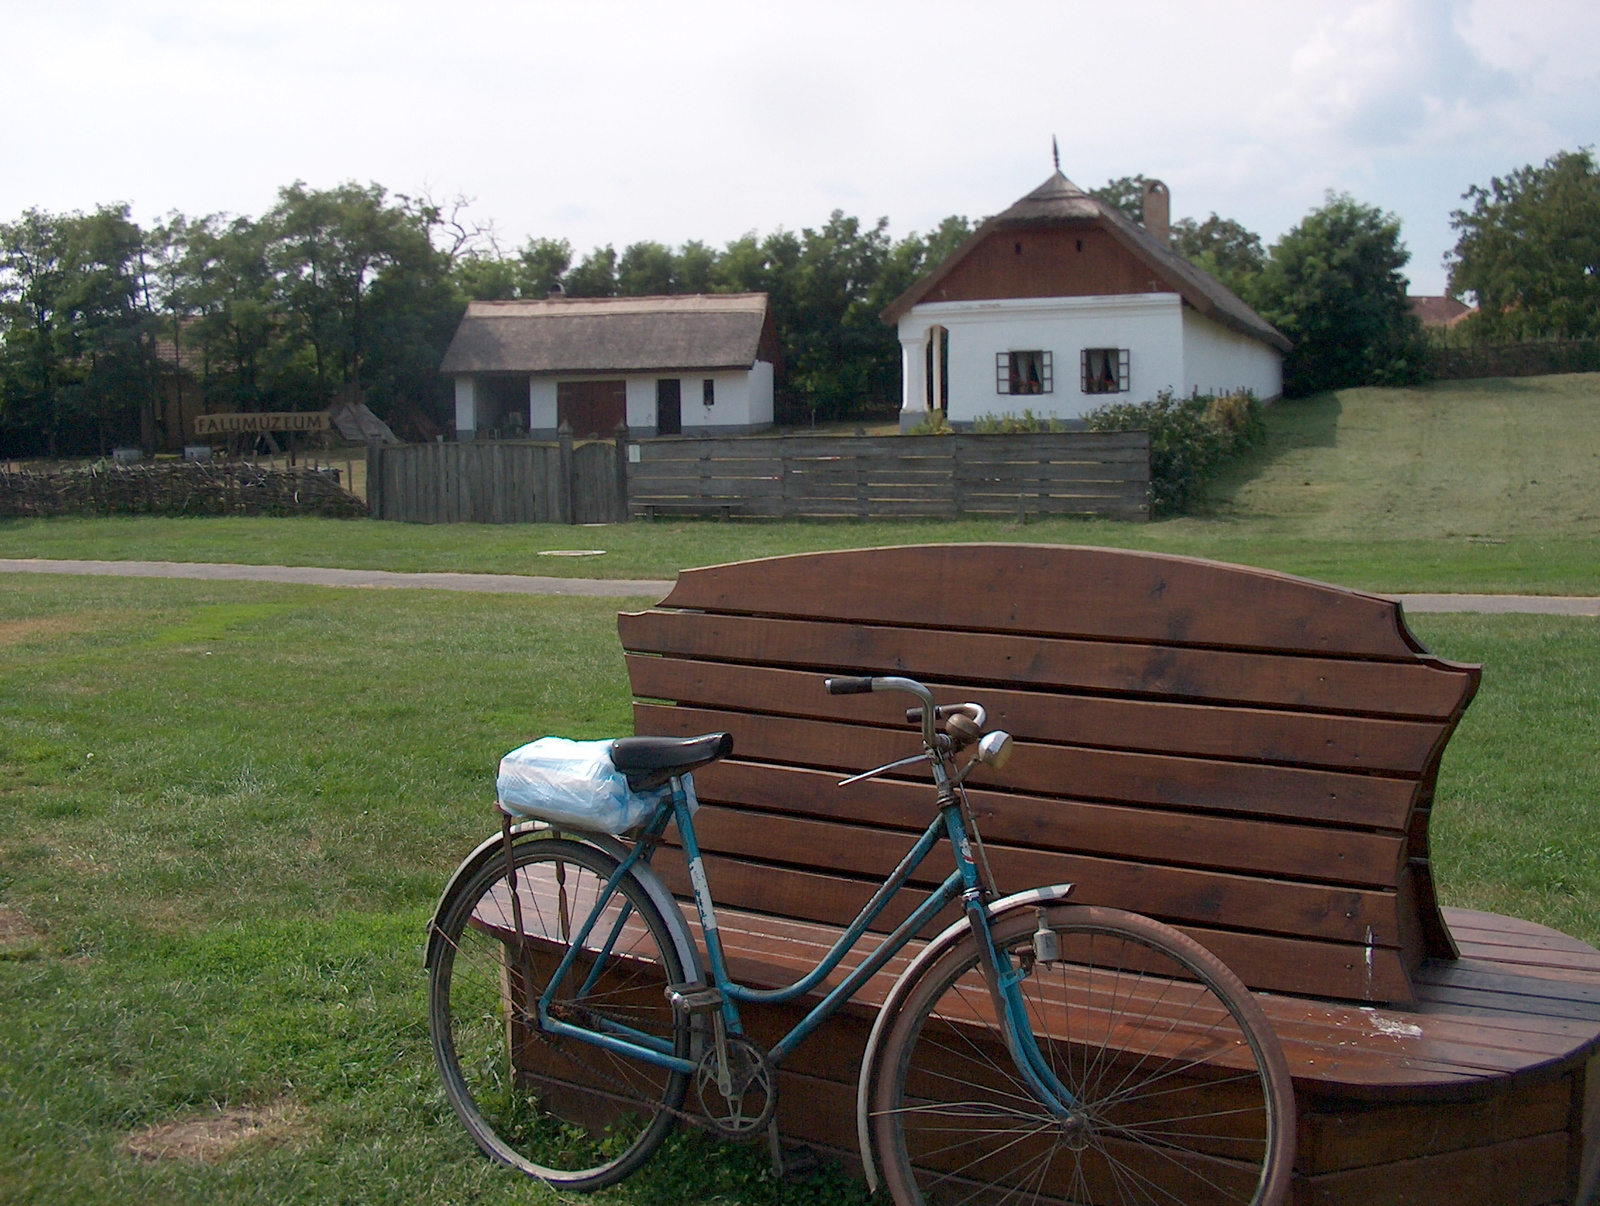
[605,543,1600,1205]
[639,500,743,522]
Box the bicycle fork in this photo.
[944,796,1080,1122]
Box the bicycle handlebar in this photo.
[825,675,940,747]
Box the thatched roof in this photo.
[882,172,1291,354]
[440,293,773,375]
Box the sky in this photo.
[3,0,1596,294]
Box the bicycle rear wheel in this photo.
[428,837,691,1190]
[873,905,1294,1206]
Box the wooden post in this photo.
[365,440,382,517]
[951,435,966,518]
[557,422,574,525]
[613,423,630,523]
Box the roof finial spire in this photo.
[1052,135,1060,173]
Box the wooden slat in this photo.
[1299,1130,1570,1206]
[1297,1076,1572,1177]
[668,803,1400,945]
[690,761,1407,888]
[657,545,1457,660]
[634,704,1421,829]
[625,656,1449,774]
[618,611,1472,718]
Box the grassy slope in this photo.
[2,577,1597,1203]
[2,373,1598,593]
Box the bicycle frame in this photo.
[530,764,1079,1118]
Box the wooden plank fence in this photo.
[365,428,1150,524]
[625,430,1149,521]
[366,428,626,524]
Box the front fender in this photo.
[854,883,1075,1193]
[423,822,702,989]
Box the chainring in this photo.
[695,1034,777,1140]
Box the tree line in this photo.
[3,149,1595,456]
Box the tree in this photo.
[455,236,572,301]
[0,205,154,456]
[617,241,677,295]
[1251,193,1425,395]
[517,238,572,297]
[267,181,440,400]
[1090,175,1151,223]
[676,240,716,293]
[1447,148,1600,340]
[1171,214,1265,296]
[177,213,280,413]
[564,245,618,297]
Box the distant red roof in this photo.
[153,319,207,374]
[1409,296,1473,327]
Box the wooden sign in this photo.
[193,412,331,436]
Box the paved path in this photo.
[1392,593,1600,616]
[3,558,1598,614]
[0,558,675,598]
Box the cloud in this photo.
[1,0,1595,298]
[1269,0,1519,153]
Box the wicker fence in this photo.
[0,460,367,519]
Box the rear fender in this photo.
[423,821,703,989]
[854,883,1075,1193]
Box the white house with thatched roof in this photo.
[881,173,1290,430]
[439,293,779,440]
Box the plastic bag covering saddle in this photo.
[496,737,697,834]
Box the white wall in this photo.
[522,368,773,438]
[529,377,558,431]
[748,360,774,427]
[897,294,1285,424]
[900,295,1187,425]
[454,375,477,436]
[625,377,657,431]
[1181,309,1283,401]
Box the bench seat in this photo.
[605,544,1600,1204]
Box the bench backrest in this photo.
[619,544,1480,1005]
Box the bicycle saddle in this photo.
[611,732,733,789]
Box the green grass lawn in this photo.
[2,576,1597,1204]
[3,373,1598,594]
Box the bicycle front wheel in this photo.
[428,837,691,1190]
[873,905,1294,1206]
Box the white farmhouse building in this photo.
[882,173,1291,430]
[439,293,778,440]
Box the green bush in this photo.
[970,409,1067,433]
[904,411,954,435]
[1084,390,1264,515]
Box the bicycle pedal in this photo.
[665,982,725,1014]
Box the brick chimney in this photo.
[1142,179,1170,246]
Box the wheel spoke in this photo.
[873,908,1290,1206]
[429,840,690,1191]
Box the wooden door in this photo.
[656,379,682,436]
[556,380,626,439]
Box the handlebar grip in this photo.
[825,676,875,695]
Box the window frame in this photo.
[995,350,1053,396]
[702,378,715,406]
[1080,348,1130,395]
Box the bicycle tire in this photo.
[428,837,691,1190]
[872,904,1295,1206]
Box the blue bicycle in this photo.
[427,674,1295,1205]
